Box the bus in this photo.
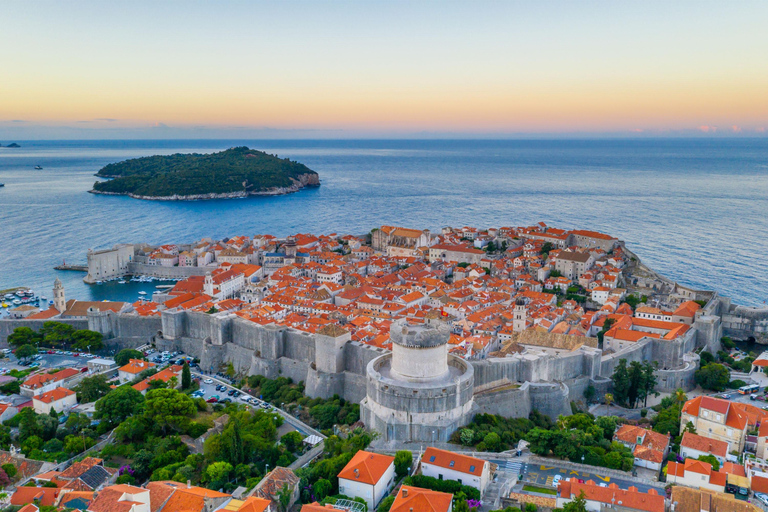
[738,384,760,395]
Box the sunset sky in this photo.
[2,0,767,138]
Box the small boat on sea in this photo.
[138,291,147,295]
[34,165,43,170]
[12,299,21,306]
[118,280,127,284]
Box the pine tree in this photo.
[611,359,631,406]
[181,362,191,390]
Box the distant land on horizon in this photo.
[89,146,320,201]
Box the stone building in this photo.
[361,318,475,442]
[84,244,134,283]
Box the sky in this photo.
[1,1,767,139]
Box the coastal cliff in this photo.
[90,147,320,201]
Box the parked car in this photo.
[80,367,88,373]
[206,397,218,403]
[204,379,213,384]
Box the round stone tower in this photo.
[360,318,475,443]
[389,320,450,382]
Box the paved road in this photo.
[520,461,658,493]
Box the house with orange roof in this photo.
[118,359,156,383]
[420,447,490,494]
[132,365,183,395]
[390,485,453,512]
[612,425,670,471]
[666,458,729,493]
[680,396,749,453]
[21,367,81,397]
[10,486,61,508]
[751,351,768,377]
[680,431,730,464]
[557,478,664,512]
[85,484,150,512]
[32,387,76,414]
[337,450,396,509]
[146,480,231,512]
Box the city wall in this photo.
[126,262,211,280]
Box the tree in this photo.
[698,455,720,471]
[641,361,658,408]
[115,349,144,367]
[583,385,596,404]
[610,359,632,407]
[168,376,178,390]
[1,463,17,478]
[40,321,75,347]
[7,327,40,347]
[278,483,293,512]
[695,363,730,392]
[598,318,616,346]
[454,500,470,512]
[281,431,303,453]
[700,351,715,365]
[15,344,38,361]
[394,450,412,477]
[0,467,10,487]
[181,362,191,390]
[378,496,395,512]
[604,393,614,416]
[563,491,588,512]
[95,386,145,427]
[71,330,104,352]
[460,429,475,446]
[143,388,196,434]
[74,374,111,403]
[206,461,233,485]
[313,478,332,501]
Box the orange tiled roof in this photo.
[338,450,394,486]
[423,447,484,476]
[390,486,453,512]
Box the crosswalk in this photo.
[492,459,526,475]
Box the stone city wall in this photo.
[127,262,211,280]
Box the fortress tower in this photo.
[53,278,66,313]
[360,318,475,442]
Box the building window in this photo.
[449,461,455,467]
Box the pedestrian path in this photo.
[491,459,525,475]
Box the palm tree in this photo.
[604,393,614,416]
[675,388,687,405]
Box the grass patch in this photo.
[523,485,557,495]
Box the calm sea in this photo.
[0,139,766,307]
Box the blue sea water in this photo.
[0,139,766,307]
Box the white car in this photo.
[755,493,768,506]
[552,475,562,486]
[204,378,213,384]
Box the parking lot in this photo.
[519,461,659,493]
[0,350,97,374]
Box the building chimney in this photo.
[402,489,408,497]
[187,480,191,489]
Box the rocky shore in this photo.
[89,172,320,201]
